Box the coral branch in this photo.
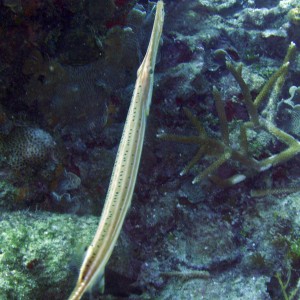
[158,43,299,189]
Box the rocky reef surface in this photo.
[1,0,300,299]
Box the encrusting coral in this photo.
[158,42,298,193]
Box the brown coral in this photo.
[0,126,56,171]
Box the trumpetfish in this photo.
[68,1,164,299]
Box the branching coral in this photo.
[158,42,298,190]
[275,270,300,300]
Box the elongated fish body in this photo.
[68,2,164,299]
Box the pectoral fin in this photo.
[87,269,105,297]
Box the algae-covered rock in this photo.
[0,180,18,210]
[194,0,238,13]
[0,210,137,299]
[0,211,98,300]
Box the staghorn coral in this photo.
[275,270,300,300]
[288,6,300,26]
[158,42,298,191]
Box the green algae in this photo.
[0,211,98,300]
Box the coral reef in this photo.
[0,210,138,299]
[1,0,300,299]
[278,86,300,137]
[158,43,298,189]
[0,126,56,171]
[0,125,60,209]
[288,6,300,26]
